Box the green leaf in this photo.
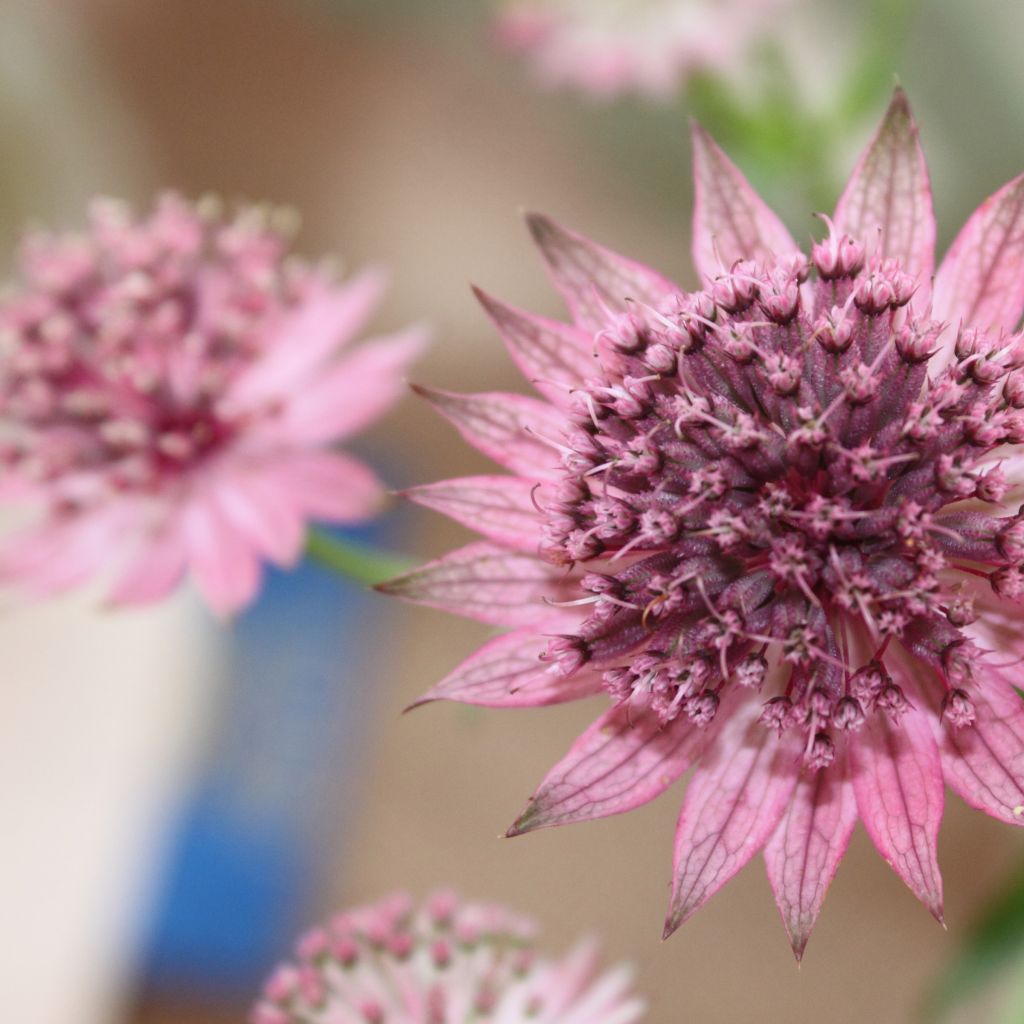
[925,858,1024,1019]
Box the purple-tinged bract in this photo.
[250,891,645,1024]
[386,89,1024,958]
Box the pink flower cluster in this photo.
[251,891,645,1024]
[0,193,424,614]
[388,90,1024,956]
[496,0,791,100]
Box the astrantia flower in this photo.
[496,0,791,100]
[250,890,645,1023]
[0,193,424,615]
[385,89,1024,958]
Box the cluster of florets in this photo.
[539,223,1024,769]
[250,891,644,1024]
[0,193,322,503]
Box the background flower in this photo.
[0,193,425,615]
[387,88,1024,958]
[496,0,793,101]
[250,890,645,1024]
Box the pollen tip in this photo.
[506,805,540,838]
[401,694,434,714]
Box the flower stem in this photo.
[304,527,412,586]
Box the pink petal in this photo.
[473,286,596,408]
[412,385,563,479]
[377,541,570,626]
[834,87,935,288]
[107,517,187,606]
[763,759,858,961]
[0,508,131,596]
[525,213,679,331]
[850,704,945,921]
[508,702,709,835]
[207,473,305,567]
[183,495,263,616]
[403,475,541,550]
[690,121,797,281]
[933,172,1024,335]
[411,627,603,709]
[228,267,386,407]
[929,670,1024,826]
[261,450,384,523]
[664,698,800,937]
[274,327,427,444]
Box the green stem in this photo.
[304,527,413,587]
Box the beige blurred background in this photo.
[4,1,1024,1022]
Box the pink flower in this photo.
[496,0,792,100]
[0,193,425,615]
[249,890,645,1024]
[386,89,1024,958]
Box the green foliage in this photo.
[925,858,1024,1021]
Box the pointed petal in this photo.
[377,541,569,626]
[690,122,797,281]
[931,671,1024,826]
[525,213,679,331]
[834,87,934,286]
[933,172,1024,335]
[261,450,385,523]
[763,760,858,961]
[403,475,542,549]
[851,705,945,920]
[209,474,305,567]
[183,496,263,616]
[557,957,646,1024]
[274,327,427,443]
[0,507,132,596]
[474,287,595,407]
[107,518,187,606]
[508,702,708,835]
[664,699,800,937]
[412,627,602,709]
[413,385,562,479]
[548,940,645,1024]
[228,267,387,406]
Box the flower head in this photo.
[386,89,1024,958]
[496,0,792,100]
[250,890,645,1024]
[0,193,424,614]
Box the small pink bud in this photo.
[760,695,795,733]
[814,308,856,354]
[735,653,768,689]
[542,635,590,675]
[941,688,977,729]
[684,689,719,726]
[834,696,866,731]
[804,731,835,770]
[812,228,864,279]
[895,321,940,363]
[876,684,909,721]
[991,566,1024,601]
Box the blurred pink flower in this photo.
[386,89,1024,958]
[0,194,425,615]
[250,890,645,1024]
[496,0,792,100]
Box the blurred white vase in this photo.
[0,4,217,1024]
